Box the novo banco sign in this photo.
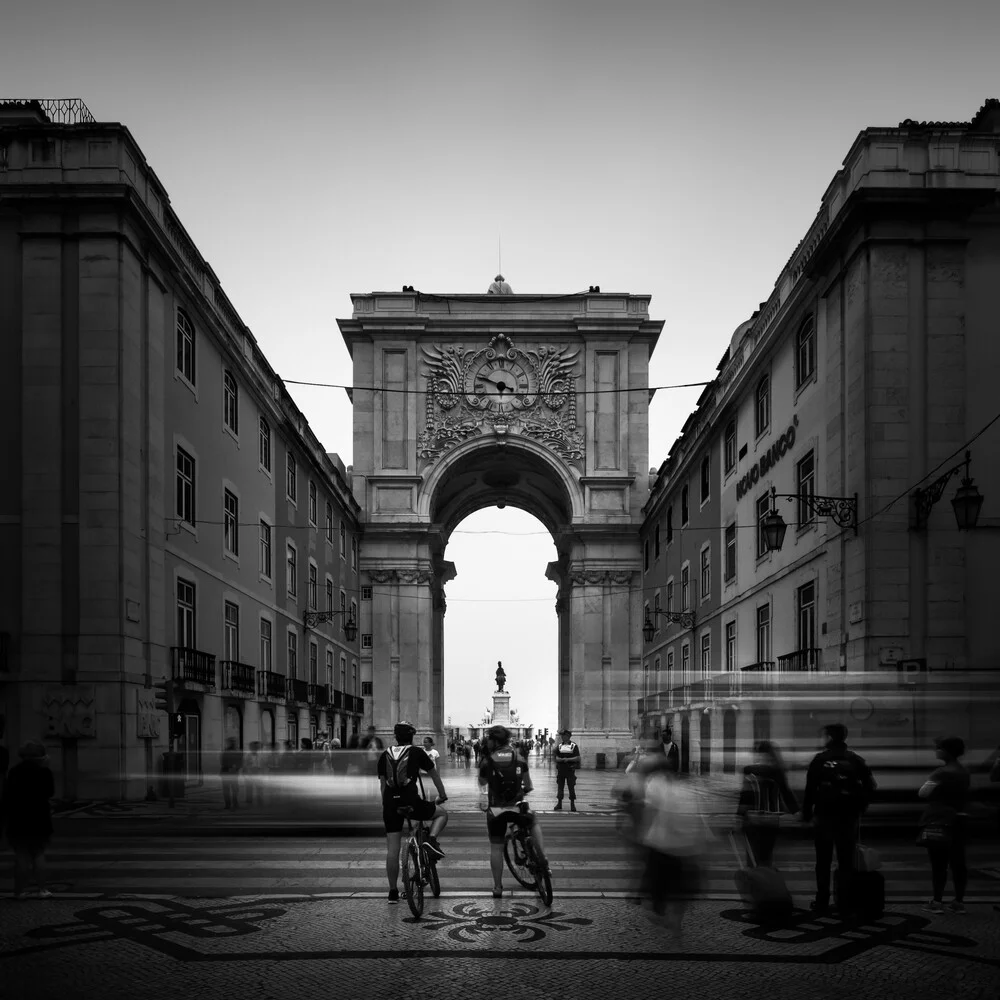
[735,417,799,502]
[339,289,663,765]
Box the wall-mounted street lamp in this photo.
[911,450,985,531]
[303,609,358,641]
[642,609,696,643]
[761,486,858,552]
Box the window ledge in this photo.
[794,371,818,402]
[224,425,239,446]
[174,371,198,399]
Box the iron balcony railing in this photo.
[220,661,256,696]
[308,683,330,707]
[332,688,345,710]
[347,694,365,715]
[171,647,216,688]
[287,677,309,703]
[257,670,285,701]
[0,97,96,124]
[777,648,822,672]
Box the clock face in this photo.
[468,356,537,412]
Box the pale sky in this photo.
[5,0,997,727]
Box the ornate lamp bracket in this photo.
[771,488,859,533]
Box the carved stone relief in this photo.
[417,333,584,469]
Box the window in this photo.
[796,450,816,527]
[287,631,298,677]
[681,486,689,525]
[224,489,239,556]
[224,601,240,661]
[756,492,772,558]
[700,456,710,504]
[756,604,771,663]
[654,524,660,559]
[259,521,272,578]
[362,633,373,649]
[666,507,673,544]
[308,562,318,609]
[724,420,736,474]
[340,590,347,615]
[643,540,649,572]
[223,371,238,434]
[653,656,661,693]
[796,317,816,387]
[260,618,272,672]
[350,599,358,627]
[725,621,736,671]
[351,537,358,570]
[308,481,317,525]
[724,523,737,582]
[340,522,346,558]
[286,453,297,503]
[362,586,373,601]
[681,564,690,611]
[797,581,816,650]
[666,649,674,677]
[352,661,358,694]
[325,502,333,543]
[700,545,711,601]
[326,579,334,612]
[681,642,690,679]
[176,448,195,525]
[176,308,195,383]
[643,602,650,635]
[286,543,297,597]
[666,579,674,614]
[700,632,711,674]
[325,649,334,689]
[259,417,271,472]
[643,660,650,697]
[340,655,347,693]
[653,592,661,627]
[176,579,195,648]
[755,375,770,436]
[309,642,318,685]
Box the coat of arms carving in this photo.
[417,334,583,468]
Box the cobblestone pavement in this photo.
[2,892,998,1000]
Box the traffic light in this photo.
[169,713,186,739]
[153,679,173,713]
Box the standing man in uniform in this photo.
[554,728,581,812]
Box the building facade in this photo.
[639,100,1000,773]
[0,100,363,801]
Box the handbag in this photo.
[745,774,782,828]
[916,822,953,848]
[856,844,882,872]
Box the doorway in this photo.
[700,712,711,774]
[680,714,691,773]
[182,713,201,782]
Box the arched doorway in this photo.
[680,714,691,773]
[699,711,712,774]
[223,704,242,748]
[260,709,275,749]
[177,697,201,782]
[341,291,661,762]
[723,708,737,774]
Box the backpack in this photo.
[384,745,415,793]
[815,755,867,813]
[486,746,524,803]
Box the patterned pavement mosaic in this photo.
[2,893,998,1000]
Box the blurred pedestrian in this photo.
[220,738,243,809]
[244,742,263,805]
[918,736,970,914]
[422,736,440,766]
[2,740,55,899]
[801,723,876,915]
[660,729,680,773]
[554,729,581,811]
[736,740,798,869]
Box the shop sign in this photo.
[735,420,797,500]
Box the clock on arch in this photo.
[466,353,538,413]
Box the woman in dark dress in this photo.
[3,740,55,899]
[736,740,799,868]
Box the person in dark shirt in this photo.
[918,736,971,914]
[377,721,448,903]
[553,729,581,811]
[3,741,56,899]
[735,740,799,868]
[800,723,877,914]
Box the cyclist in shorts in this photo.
[378,720,449,903]
[478,724,548,898]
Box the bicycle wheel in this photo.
[525,838,553,906]
[402,841,424,918]
[426,850,441,898]
[503,830,537,889]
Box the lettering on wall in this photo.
[735,419,798,501]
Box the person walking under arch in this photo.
[554,729,581,811]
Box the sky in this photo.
[5,0,998,728]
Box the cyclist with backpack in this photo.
[801,723,877,915]
[478,724,548,898]
[377,721,449,903]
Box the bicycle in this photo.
[501,801,553,906]
[398,801,443,919]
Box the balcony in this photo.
[345,694,365,715]
[171,647,217,688]
[331,688,345,710]
[257,670,286,701]
[308,683,330,707]
[286,677,310,704]
[777,648,822,672]
[220,661,256,696]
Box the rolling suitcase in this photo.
[730,831,794,919]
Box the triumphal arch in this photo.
[338,284,663,762]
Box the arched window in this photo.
[666,506,674,543]
[724,420,736,473]
[796,317,816,387]
[654,524,661,558]
[176,308,196,383]
[223,370,238,433]
[755,375,770,437]
[681,486,689,525]
[700,456,710,503]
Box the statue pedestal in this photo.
[492,692,511,725]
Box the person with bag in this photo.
[918,735,970,914]
[736,740,798,869]
[3,740,56,899]
[377,721,449,903]
[801,723,877,915]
